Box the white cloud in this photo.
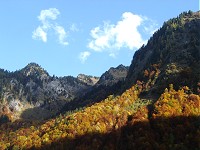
[79,51,91,63]
[114,12,144,49]
[32,26,47,42]
[38,8,60,23]
[54,25,68,46]
[88,12,158,57]
[32,8,68,46]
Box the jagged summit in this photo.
[116,64,128,69]
[20,62,49,78]
[97,64,129,85]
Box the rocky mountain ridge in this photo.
[0,63,127,122]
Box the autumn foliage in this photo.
[0,84,200,149]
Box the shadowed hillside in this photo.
[32,116,200,150]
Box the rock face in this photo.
[125,11,200,94]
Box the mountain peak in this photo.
[116,64,129,70]
[26,62,40,68]
[97,65,129,85]
[21,62,49,77]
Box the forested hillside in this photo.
[126,10,200,95]
[0,84,199,149]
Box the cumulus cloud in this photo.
[32,8,68,46]
[38,8,60,23]
[79,51,91,63]
[88,12,158,56]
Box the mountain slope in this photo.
[126,11,200,95]
[0,82,199,149]
[0,63,96,122]
[61,64,129,112]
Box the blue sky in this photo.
[0,1,199,77]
